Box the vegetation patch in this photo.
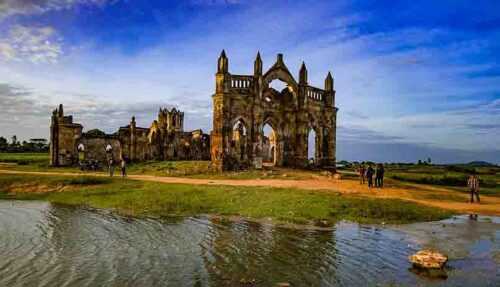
[0,174,454,225]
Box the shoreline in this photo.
[1,168,499,216]
[0,172,456,225]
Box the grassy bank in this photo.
[0,152,49,166]
[385,165,500,197]
[0,153,315,180]
[0,174,454,225]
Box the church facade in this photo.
[50,51,338,170]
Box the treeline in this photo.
[0,136,49,153]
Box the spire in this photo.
[325,71,334,91]
[58,104,63,117]
[217,49,228,74]
[299,61,308,85]
[276,53,284,65]
[254,51,262,76]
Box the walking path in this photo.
[1,169,499,216]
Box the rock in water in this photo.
[409,250,448,269]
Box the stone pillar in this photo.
[49,109,59,166]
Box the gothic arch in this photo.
[211,51,337,171]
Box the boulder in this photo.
[409,249,448,269]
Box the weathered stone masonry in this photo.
[210,51,338,171]
[50,51,338,170]
[50,105,210,166]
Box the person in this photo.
[366,164,374,188]
[120,158,127,178]
[108,158,114,177]
[467,172,480,203]
[375,163,385,188]
[358,165,366,184]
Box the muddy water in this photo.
[0,200,498,287]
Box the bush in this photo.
[444,165,476,174]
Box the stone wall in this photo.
[50,106,210,167]
[210,51,338,171]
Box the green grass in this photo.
[0,152,49,165]
[0,174,454,225]
[126,160,314,180]
[385,164,500,197]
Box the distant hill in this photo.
[466,161,496,167]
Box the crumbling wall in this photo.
[51,105,211,166]
[210,51,338,171]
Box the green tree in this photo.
[10,135,18,146]
[0,137,7,151]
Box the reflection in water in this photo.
[0,200,498,287]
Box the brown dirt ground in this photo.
[1,169,498,216]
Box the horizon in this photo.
[1,0,499,164]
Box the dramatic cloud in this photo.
[0,25,62,63]
[0,0,114,20]
[0,0,498,163]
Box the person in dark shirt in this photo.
[366,165,374,188]
[375,163,385,188]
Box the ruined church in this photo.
[50,105,210,166]
[50,51,338,170]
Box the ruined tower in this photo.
[210,51,338,171]
[49,104,83,166]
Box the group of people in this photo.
[108,158,127,177]
[356,163,482,204]
[357,163,385,189]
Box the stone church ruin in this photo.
[210,51,338,171]
[50,51,338,170]
[50,104,210,166]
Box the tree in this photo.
[0,137,7,151]
[30,138,48,152]
[417,159,423,165]
[10,135,18,146]
[427,157,432,164]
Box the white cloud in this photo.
[0,0,114,20]
[0,0,498,161]
[0,25,62,64]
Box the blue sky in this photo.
[0,0,499,163]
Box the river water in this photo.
[0,200,498,287]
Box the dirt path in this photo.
[1,169,499,216]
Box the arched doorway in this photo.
[262,122,277,166]
[232,120,247,161]
[307,128,317,166]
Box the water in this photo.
[0,200,498,287]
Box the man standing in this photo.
[358,165,366,185]
[120,158,127,178]
[467,173,480,203]
[375,163,385,188]
[366,165,374,188]
[108,158,114,177]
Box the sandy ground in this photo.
[1,169,498,216]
